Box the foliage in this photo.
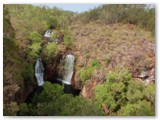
[143,83,155,105]
[79,59,101,83]
[91,59,101,68]
[75,4,155,34]
[88,8,100,21]
[106,68,132,83]
[3,8,36,116]
[22,63,34,86]
[42,20,49,29]
[3,6,15,38]
[42,42,58,59]
[4,4,155,116]
[28,42,41,60]
[29,31,42,43]
[6,4,74,47]
[63,29,72,46]
[36,82,64,103]
[95,68,155,115]
[79,66,94,83]
[117,100,155,116]
[60,96,104,116]
[27,31,42,61]
[18,81,104,116]
[18,103,36,116]
[3,102,19,116]
[126,80,144,103]
[51,30,57,41]
[3,38,16,61]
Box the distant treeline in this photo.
[73,4,155,34]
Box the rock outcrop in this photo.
[81,79,103,99]
[69,21,155,96]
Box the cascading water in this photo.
[44,30,53,38]
[56,53,80,95]
[26,54,79,103]
[63,54,75,84]
[35,57,45,86]
[57,54,75,85]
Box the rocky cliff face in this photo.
[3,38,36,105]
[69,21,155,98]
[3,8,36,115]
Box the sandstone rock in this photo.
[81,79,103,99]
[102,103,109,115]
[74,72,83,89]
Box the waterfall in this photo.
[57,54,75,85]
[35,57,45,86]
[44,30,53,38]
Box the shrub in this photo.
[126,80,144,103]
[143,83,155,105]
[95,68,155,115]
[19,81,104,116]
[27,31,42,61]
[3,102,19,116]
[42,42,58,58]
[76,4,155,34]
[60,96,104,116]
[63,34,72,46]
[28,42,41,60]
[51,30,57,41]
[106,68,131,83]
[91,59,101,68]
[79,66,94,83]
[34,82,64,103]
[18,103,36,116]
[42,20,49,30]
[117,100,155,116]
[29,31,42,43]
[22,63,35,87]
[79,60,101,83]
[62,29,72,46]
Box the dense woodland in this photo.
[3,4,155,116]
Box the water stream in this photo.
[57,54,75,85]
[35,57,45,86]
[26,54,79,103]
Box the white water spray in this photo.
[57,54,74,85]
[35,57,45,86]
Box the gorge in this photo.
[3,4,155,116]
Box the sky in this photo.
[33,4,102,13]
